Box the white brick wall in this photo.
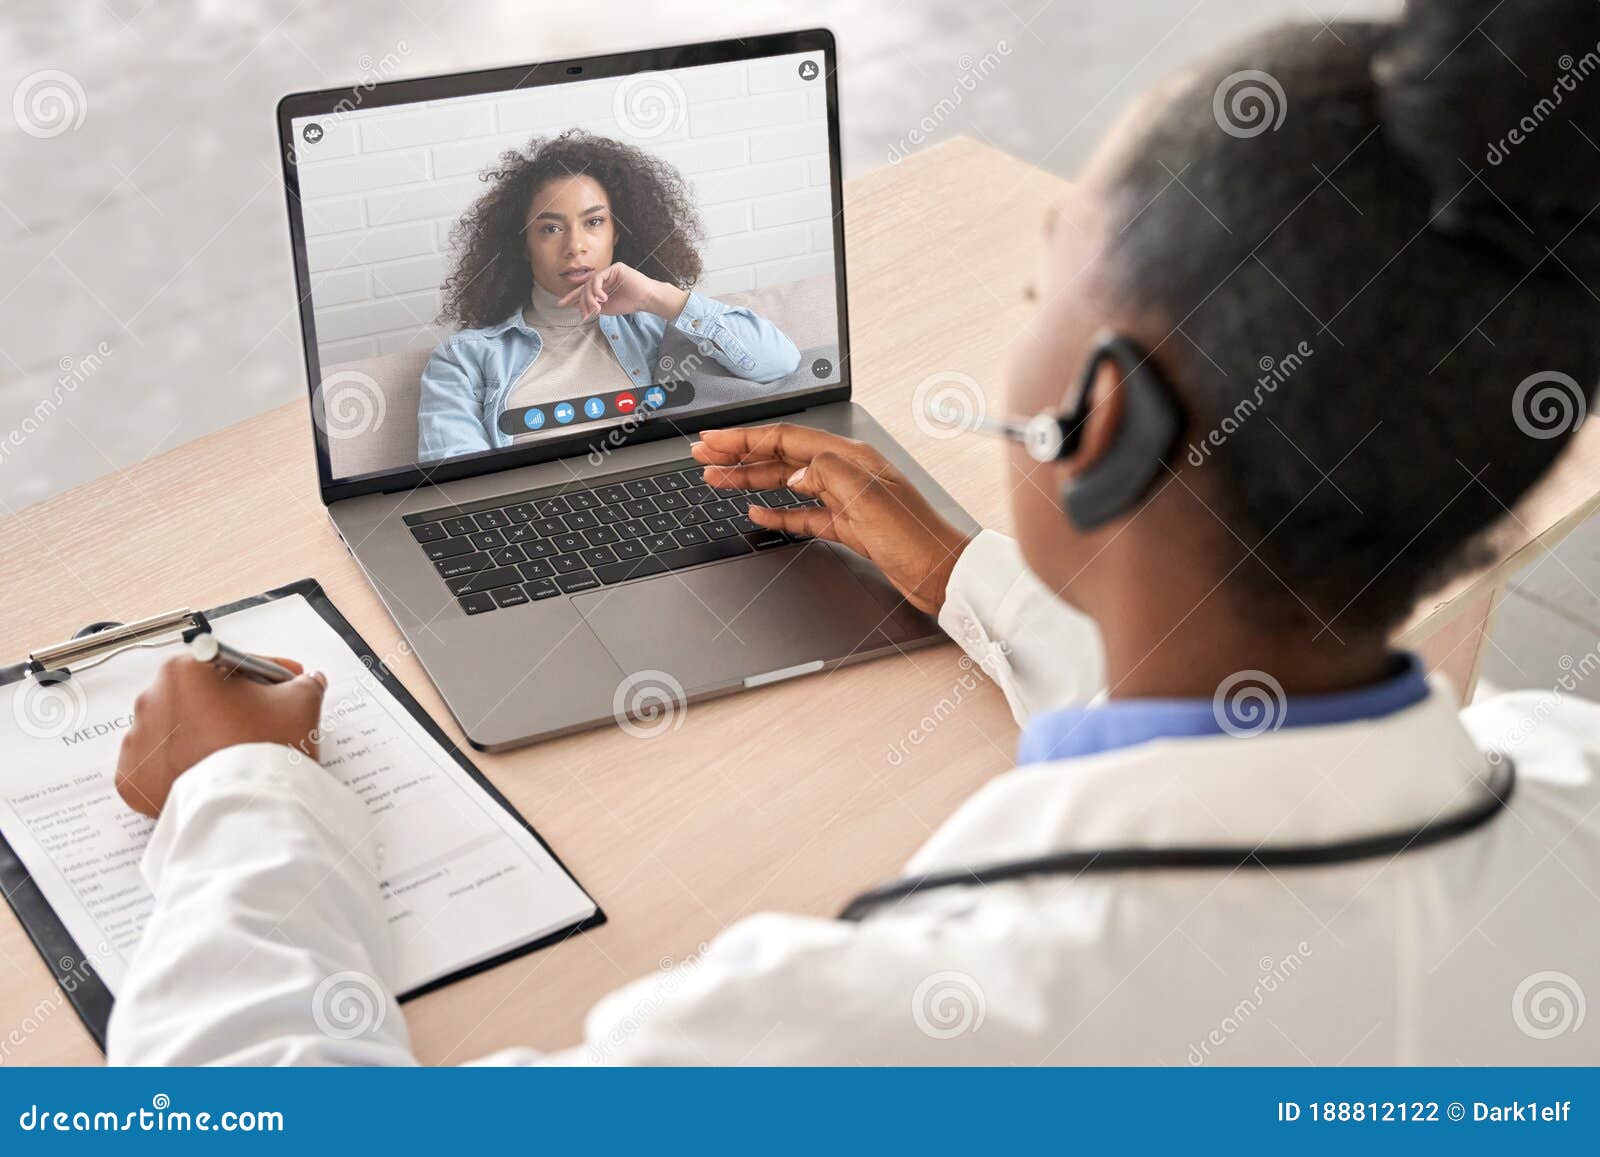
[292,51,833,368]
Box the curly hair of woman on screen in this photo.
[417,130,800,462]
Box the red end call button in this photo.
[614,391,637,413]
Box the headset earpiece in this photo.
[1055,334,1185,531]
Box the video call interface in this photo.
[290,49,842,483]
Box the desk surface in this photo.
[3,137,1598,1065]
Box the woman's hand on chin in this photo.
[558,262,690,322]
[692,424,974,616]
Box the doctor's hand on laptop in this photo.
[693,424,974,615]
[114,655,327,818]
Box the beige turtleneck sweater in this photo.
[506,282,634,422]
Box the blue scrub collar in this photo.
[1017,653,1430,766]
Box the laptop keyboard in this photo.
[405,460,823,616]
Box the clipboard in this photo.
[0,577,605,1051]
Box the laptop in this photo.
[276,28,977,749]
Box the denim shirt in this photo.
[417,291,801,462]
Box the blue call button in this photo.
[582,396,606,419]
[522,407,546,430]
[553,402,575,424]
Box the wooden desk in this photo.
[2,137,1596,1064]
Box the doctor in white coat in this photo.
[108,0,1600,1065]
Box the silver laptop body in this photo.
[278,30,977,749]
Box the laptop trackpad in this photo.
[570,545,893,692]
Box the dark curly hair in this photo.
[438,130,704,330]
[1098,0,1600,632]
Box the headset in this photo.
[872,336,1514,922]
[974,332,1186,530]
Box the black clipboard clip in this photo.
[26,608,214,685]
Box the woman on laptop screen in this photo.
[416,130,801,462]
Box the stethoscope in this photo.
[838,752,1515,922]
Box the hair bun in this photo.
[1376,0,1600,266]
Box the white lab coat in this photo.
[107,531,1600,1065]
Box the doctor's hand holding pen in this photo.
[114,654,327,819]
[693,424,974,615]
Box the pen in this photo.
[185,632,297,684]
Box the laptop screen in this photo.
[284,41,842,488]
